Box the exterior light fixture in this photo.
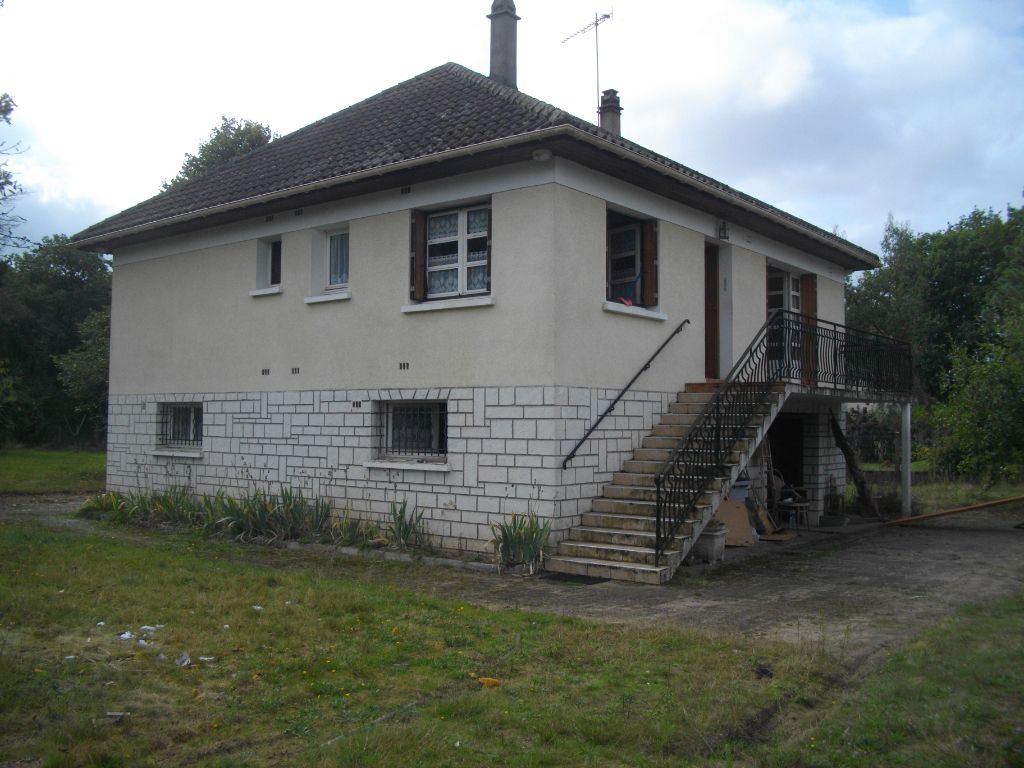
[718,221,730,241]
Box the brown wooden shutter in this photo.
[800,273,817,318]
[800,273,818,385]
[640,220,658,307]
[485,207,492,293]
[410,210,426,301]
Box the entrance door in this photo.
[705,243,719,379]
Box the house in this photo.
[73,1,911,583]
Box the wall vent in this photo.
[261,368,270,376]
[399,362,410,370]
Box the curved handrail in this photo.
[653,310,911,562]
[562,318,690,469]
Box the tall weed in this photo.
[387,498,425,549]
[491,512,551,574]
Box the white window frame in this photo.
[252,238,283,295]
[305,227,352,304]
[766,266,802,316]
[425,205,489,300]
[326,230,350,292]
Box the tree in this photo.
[163,116,274,190]
[847,207,1021,400]
[0,236,111,444]
[54,306,110,439]
[0,92,32,252]
[935,206,1024,482]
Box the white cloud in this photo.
[2,0,1022,252]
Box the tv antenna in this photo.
[561,11,613,118]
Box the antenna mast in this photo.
[561,11,613,118]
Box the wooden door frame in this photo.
[705,243,720,379]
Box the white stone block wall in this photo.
[801,411,847,524]
[106,385,672,553]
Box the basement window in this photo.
[378,402,447,460]
[158,403,203,449]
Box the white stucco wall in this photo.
[816,274,846,326]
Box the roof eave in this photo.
[74,125,878,271]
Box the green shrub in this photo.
[78,486,336,543]
[387,498,424,549]
[491,512,551,574]
[325,506,378,547]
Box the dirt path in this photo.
[4,494,1023,672]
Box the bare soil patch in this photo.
[3,493,1022,675]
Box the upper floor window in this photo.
[767,266,802,315]
[327,231,349,290]
[410,204,490,301]
[606,210,658,307]
[253,238,282,294]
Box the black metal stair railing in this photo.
[653,310,911,562]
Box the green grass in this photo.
[753,593,1024,767]
[0,449,105,494]
[0,524,834,767]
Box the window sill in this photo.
[401,295,494,314]
[250,286,282,297]
[150,449,204,459]
[602,301,668,321]
[364,459,451,473]
[304,290,351,304]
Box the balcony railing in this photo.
[654,310,911,562]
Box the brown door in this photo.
[705,243,719,379]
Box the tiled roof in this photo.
[73,62,876,266]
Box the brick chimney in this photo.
[599,89,622,136]
[488,0,520,89]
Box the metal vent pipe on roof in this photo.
[488,0,520,89]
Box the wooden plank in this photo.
[884,495,1024,526]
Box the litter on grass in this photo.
[176,652,191,668]
[118,631,134,641]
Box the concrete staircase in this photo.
[546,382,787,584]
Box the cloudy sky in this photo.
[3,0,1022,258]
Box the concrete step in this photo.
[652,424,692,438]
[581,510,658,532]
[602,484,721,507]
[612,471,658,487]
[684,381,723,394]
[641,436,684,450]
[545,555,675,585]
[657,412,699,427]
[634,447,674,462]
[557,540,677,567]
[574,525,690,550]
[591,496,712,519]
[667,401,710,415]
[675,392,715,404]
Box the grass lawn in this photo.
[0,449,105,494]
[755,593,1024,767]
[0,524,835,767]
